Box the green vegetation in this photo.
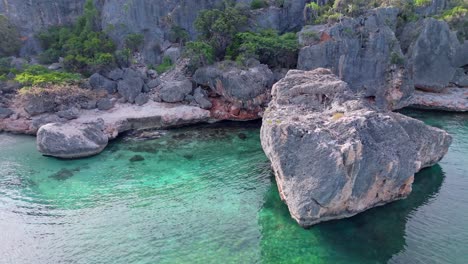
[227,30,299,68]
[251,0,268,9]
[155,56,174,74]
[0,15,21,57]
[14,65,81,87]
[168,26,190,45]
[414,0,431,7]
[194,4,248,57]
[390,52,405,65]
[37,0,116,75]
[125,33,144,51]
[438,4,468,40]
[184,41,216,72]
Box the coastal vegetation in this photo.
[37,0,116,75]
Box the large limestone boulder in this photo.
[261,68,452,227]
[193,61,274,119]
[401,18,463,92]
[297,8,413,110]
[37,121,108,159]
[117,68,144,103]
[158,79,193,103]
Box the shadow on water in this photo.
[258,165,445,263]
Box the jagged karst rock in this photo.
[37,121,108,159]
[24,96,56,116]
[117,68,144,103]
[159,79,193,103]
[402,18,462,92]
[261,68,452,227]
[106,68,124,81]
[193,87,212,110]
[193,61,274,119]
[297,8,412,110]
[89,73,117,94]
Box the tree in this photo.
[0,15,21,57]
[195,5,248,57]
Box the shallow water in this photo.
[0,112,467,264]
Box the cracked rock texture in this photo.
[260,68,452,227]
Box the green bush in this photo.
[251,0,268,9]
[14,65,81,86]
[155,56,174,74]
[184,41,216,72]
[115,48,132,67]
[125,33,144,51]
[228,30,299,68]
[414,0,431,7]
[36,0,116,75]
[195,5,248,57]
[168,26,190,45]
[0,15,21,57]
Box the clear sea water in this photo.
[0,110,467,264]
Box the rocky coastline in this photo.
[0,0,467,226]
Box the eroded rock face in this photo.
[193,61,274,120]
[261,68,452,227]
[297,8,413,110]
[37,121,108,159]
[401,18,462,92]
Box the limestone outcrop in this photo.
[297,8,413,110]
[260,68,452,227]
[193,61,274,120]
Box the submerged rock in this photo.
[49,168,74,181]
[261,68,452,227]
[129,155,145,162]
[37,121,108,159]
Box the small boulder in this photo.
[97,98,114,111]
[48,63,63,71]
[106,68,124,81]
[89,73,117,94]
[159,79,193,103]
[117,69,144,103]
[37,122,108,159]
[129,155,145,162]
[147,78,161,89]
[56,107,80,120]
[135,93,149,106]
[193,87,212,110]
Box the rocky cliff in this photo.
[0,0,307,62]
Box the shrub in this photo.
[228,30,299,68]
[184,41,216,72]
[115,48,132,67]
[168,26,190,45]
[0,15,21,57]
[125,33,144,51]
[414,0,431,7]
[251,0,268,9]
[195,5,248,57]
[36,0,116,75]
[15,65,81,86]
[155,56,174,74]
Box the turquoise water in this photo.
[0,112,467,264]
